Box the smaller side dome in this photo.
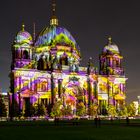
[14,24,33,45]
[103,37,119,54]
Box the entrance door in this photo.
[24,97,30,111]
[99,100,107,115]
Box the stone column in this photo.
[51,74,55,106]
[87,76,91,109]
[58,79,62,98]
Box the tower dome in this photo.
[103,37,119,54]
[14,24,33,45]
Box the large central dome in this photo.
[35,25,80,54]
[34,0,81,61]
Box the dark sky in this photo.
[0,0,140,103]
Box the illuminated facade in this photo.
[98,37,127,113]
[10,1,127,116]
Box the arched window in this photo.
[37,58,44,70]
[113,59,116,67]
[60,56,68,65]
[15,49,21,59]
[23,50,29,59]
[22,80,29,90]
[116,59,120,67]
[40,81,47,92]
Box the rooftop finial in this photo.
[50,0,58,26]
[108,36,112,44]
[52,0,56,17]
[22,23,25,31]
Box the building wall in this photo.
[9,25,127,116]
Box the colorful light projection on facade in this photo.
[99,37,124,76]
[10,1,127,117]
[11,27,127,116]
[15,24,33,45]
[98,76,126,105]
[98,37,127,111]
[34,25,81,71]
[103,37,119,54]
[35,26,78,49]
[11,24,33,69]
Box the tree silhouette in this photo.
[61,105,72,117]
[108,105,117,117]
[76,102,86,116]
[88,104,98,117]
[36,103,47,117]
[0,94,7,117]
[24,103,36,117]
[12,99,20,117]
[50,100,62,118]
[127,102,137,116]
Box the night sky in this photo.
[0,0,140,103]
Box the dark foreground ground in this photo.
[0,119,140,140]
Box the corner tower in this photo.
[11,24,33,69]
[98,37,127,114]
[99,37,124,75]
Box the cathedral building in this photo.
[10,0,127,116]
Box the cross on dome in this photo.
[108,36,112,44]
[22,23,25,32]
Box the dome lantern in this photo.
[108,36,112,44]
[21,23,25,32]
[50,0,58,26]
